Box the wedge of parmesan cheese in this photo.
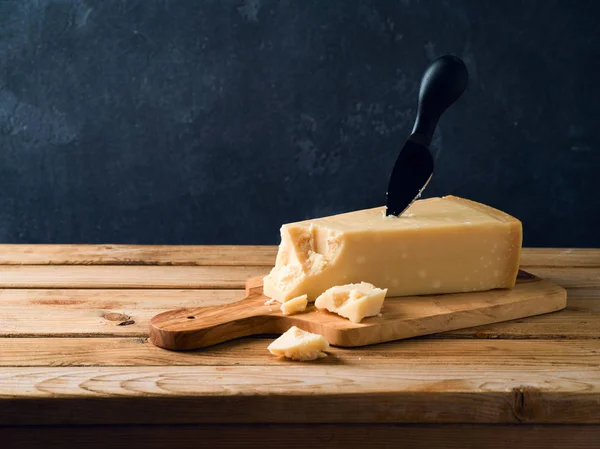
[263,196,522,303]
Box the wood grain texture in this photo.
[0,294,595,339]
[0,265,595,290]
[1,338,598,367]
[3,424,600,449]
[439,296,600,339]
[0,265,268,289]
[0,245,277,266]
[0,288,246,308]
[525,267,600,289]
[1,286,591,309]
[0,289,245,337]
[0,298,596,339]
[0,245,597,268]
[149,272,567,350]
[1,365,599,425]
[519,248,600,268]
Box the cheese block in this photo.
[315,282,387,323]
[267,326,329,361]
[263,196,522,302]
[280,294,308,316]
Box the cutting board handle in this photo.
[411,54,468,146]
[149,291,278,350]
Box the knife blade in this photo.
[385,55,468,216]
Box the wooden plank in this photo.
[520,248,600,268]
[0,287,595,308]
[562,289,600,300]
[0,306,179,337]
[0,338,598,367]
[0,245,598,268]
[2,424,599,449]
[0,287,597,339]
[0,245,277,266]
[0,266,268,289]
[0,265,595,290]
[437,297,600,340]
[0,289,246,337]
[2,304,598,339]
[0,288,246,308]
[522,267,600,289]
[0,365,598,424]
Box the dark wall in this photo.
[0,0,598,246]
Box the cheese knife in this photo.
[385,54,468,216]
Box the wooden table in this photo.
[1,245,599,448]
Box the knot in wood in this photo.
[103,312,130,322]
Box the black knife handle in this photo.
[411,55,468,147]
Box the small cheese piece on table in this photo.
[280,294,308,316]
[267,326,329,361]
[263,196,522,302]
[315,282,387,323]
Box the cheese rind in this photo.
[267,326,329,361]
[280,294,308,316]
[263,196,522,302]
[315,282,387,323]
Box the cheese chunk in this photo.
[280,294,308,315]
[315,282,387,323]
[263,196,522,302]
[267,326,329,361]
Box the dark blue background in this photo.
[0,0,598,246]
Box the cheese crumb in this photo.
[267,326,329,361]
[315,282,387,323]
[280,294,308,316]
[264,298,278,306]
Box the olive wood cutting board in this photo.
[148,270,567,350]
